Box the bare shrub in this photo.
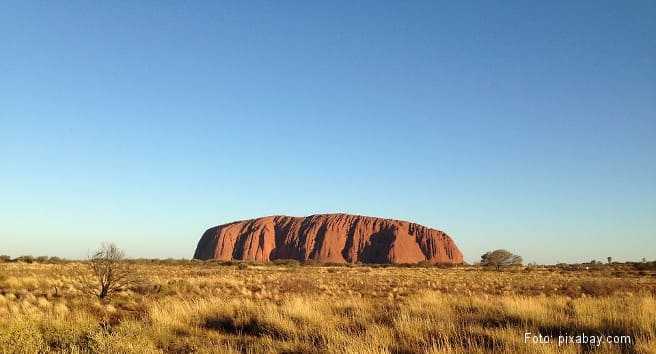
[80,243,141,301]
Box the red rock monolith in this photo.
[194,213,463,264]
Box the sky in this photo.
[1,1,654,264]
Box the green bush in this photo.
[271,259,300,267]
[15,256,35,264]
[237,262,249,270]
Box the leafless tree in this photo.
[81,243,139,301]
[481,249,523,270]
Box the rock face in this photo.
[194,214,463,264]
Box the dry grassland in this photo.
[0,261,655,353]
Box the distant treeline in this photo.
[0,255,66,263]
[1,255,654,270]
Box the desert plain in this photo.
[0,260,655,353]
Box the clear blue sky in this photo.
[1,1,654,264]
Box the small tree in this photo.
[481,249,523,270]
[607,256,612,264]
[82,243,139,301]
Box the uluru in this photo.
[194,213,463,264]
